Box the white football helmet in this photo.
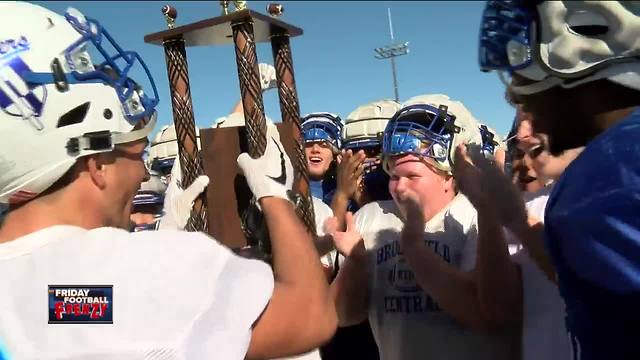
[382,94,482,174]
[343,99,401,150]
[479,1,640,95]
[147,124,201,176]
[0,2,158,204]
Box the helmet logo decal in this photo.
[0,36,47,128]
[0,36,30,59]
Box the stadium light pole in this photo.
[374,8,409,102]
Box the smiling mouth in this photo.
[309,157,323,164]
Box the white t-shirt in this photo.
[312,197,336,270]
[509,186,554,255]
[0,226,274,360]
[509,185,572,360]
[355,195,514,360]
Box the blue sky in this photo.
[34,1,515,138]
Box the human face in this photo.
[510,74,596,156]
[130,203,162,228]
[104,139,150,229]
[387,154,454,221]
[305,141,334,180]
[516,110,583,184]
[519,131,583,184]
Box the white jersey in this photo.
[0,226,274,360]
[355,195,514,360]
[509,185,572,360]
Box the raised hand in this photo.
[237,124,294,203]
[324,212,365,258]
[335,149,366,201]
[453,143,527,232]
[158,159,210,230]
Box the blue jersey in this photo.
[545,108,640,360]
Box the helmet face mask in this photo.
[479,0,536,72]
[21,9,159,124]
[301,113,343,152]
[382,104,458,174]
[479,124,500,158]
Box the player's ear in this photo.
[84,153,109,190]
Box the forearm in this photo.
[247,197,336,358]
[330,192,350,231]
[315,235,336,257]
[330,253,369,326]
[401,227,490,332]
[262,197,329,295]
[511,218,556,283]
[476,209,522,330]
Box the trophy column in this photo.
[271,31,316,236]
[159,6,208,232]
[231,18,267,158]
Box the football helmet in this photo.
[479,0,640,94]
[147,124,201,178]
[382,94,482,174]
[131,170,167,232]
[0,3,158,204]
[301,112,343,154]
[343,100,401,201]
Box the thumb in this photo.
[237,153,252,173]
[181,175,210,203]
[345,212,356,232]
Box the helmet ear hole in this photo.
[567,10,609,36]
[57,102,90,128]
[570,24,609,36]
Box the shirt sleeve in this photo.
[551,188,640,294]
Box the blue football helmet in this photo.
[383,94,482,174]
[301,112,343,152]
[382,104,458,173]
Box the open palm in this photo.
[324,212,365,258]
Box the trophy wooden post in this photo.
[230,18,267,158]
[158,5,208,232]
[271,31,316,235]
[144,3,316,252]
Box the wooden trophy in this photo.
[144,2,316,259]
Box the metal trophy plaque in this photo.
[144,3,316,259]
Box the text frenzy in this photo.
[54,302,108,320]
